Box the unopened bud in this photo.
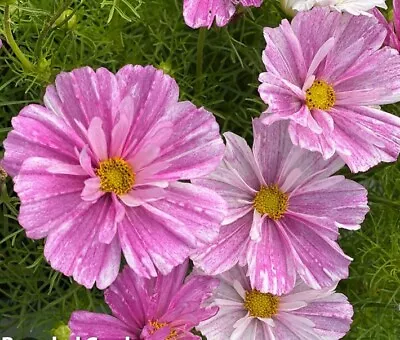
[52,323,71,340]
[55,9,78,30]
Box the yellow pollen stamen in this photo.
[96,158,135,196]
[149,320,178,340]
[244,289,279,318]
[253,185,288,220]
[306,80,336,111]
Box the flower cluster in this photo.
[2,0,400,339]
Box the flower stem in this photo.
[369,194,400,208]
[34,0,75,59]
[3,5,35,72]
[195,27,207,95]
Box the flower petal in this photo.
[142,102,224,181]
[44,67,120,143]
[289,175,369,230]
[280,215,351,290]
[2,105,80,176]
[69,312,136,340]
[104,265,152,329]
[13,157,86,240]
[292,290,353,339]
[247,219,296,295]
[183,0,235,29]
[192,212,252,275]
[44,198,121,289]
[331,105,400,172]
[145,182,226,247]
[252,119,294,185]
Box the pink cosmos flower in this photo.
[197,265,353,340]
[374,0,400,51]
[69,261,219,340]
[2,65,226,289]
[183,0,263,29]
[192,119,369,295]
[258,7,400,173]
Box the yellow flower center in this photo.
[306,80,335,111]
[253,185,288,220]
[149,320,178,340]
[96,158,135,196]
[244,289,279,318]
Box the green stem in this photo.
[3,5,35,72]
[195,27,207,95]
[369,194,400,208]
[34,0,74,59]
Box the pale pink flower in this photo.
[259,7,400,173]
[193,119,368,295]
[183,0,263,29]
[2,65,226,289]
[69,261,219,340]
[197,265,353,340]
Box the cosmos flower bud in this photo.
[54,9,78,30]
[52,323,70,340]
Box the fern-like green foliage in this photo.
[0,0,399,339]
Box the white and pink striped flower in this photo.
[2,65,226,289]
[197,265,354,340]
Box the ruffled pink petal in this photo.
[292,292,353,338]
[331,105,400,172]
[247,219,296,295]
[142,325,172,339]
[183,0,235,29]
[43,196,121,289]
[193,163,254,225]
[12,157,86,240]
[292,8,385,76]
[78,145,96,176]
[197,270,248,340]
[222,132,264,190]
[44,67,120,145]
[258,72,303,121]
[119,187,166,207]
[192,212,252,275]
[87,117,108,161]
[69,312,136,340]
[273,313,319,339]
[280,215,351,290]
[140,101,224,181]
[319,14,386,82]
[334,47,400,105]
[289,175,369,230]
[115,65,179,157]
[118,102,172,163]
[104,266,151,330]
[252,119,293,185]
[147,261,189,318]
[275,139,344,194]
[81,177,103,202]
[144,182,226,247]
[287,119,336,160]
[119,184,224,278]
[110,108,131,158]
[2,104,80,176]
[163,275,219,329]
[262,20,307,88]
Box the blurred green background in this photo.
[0,0,399,338]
